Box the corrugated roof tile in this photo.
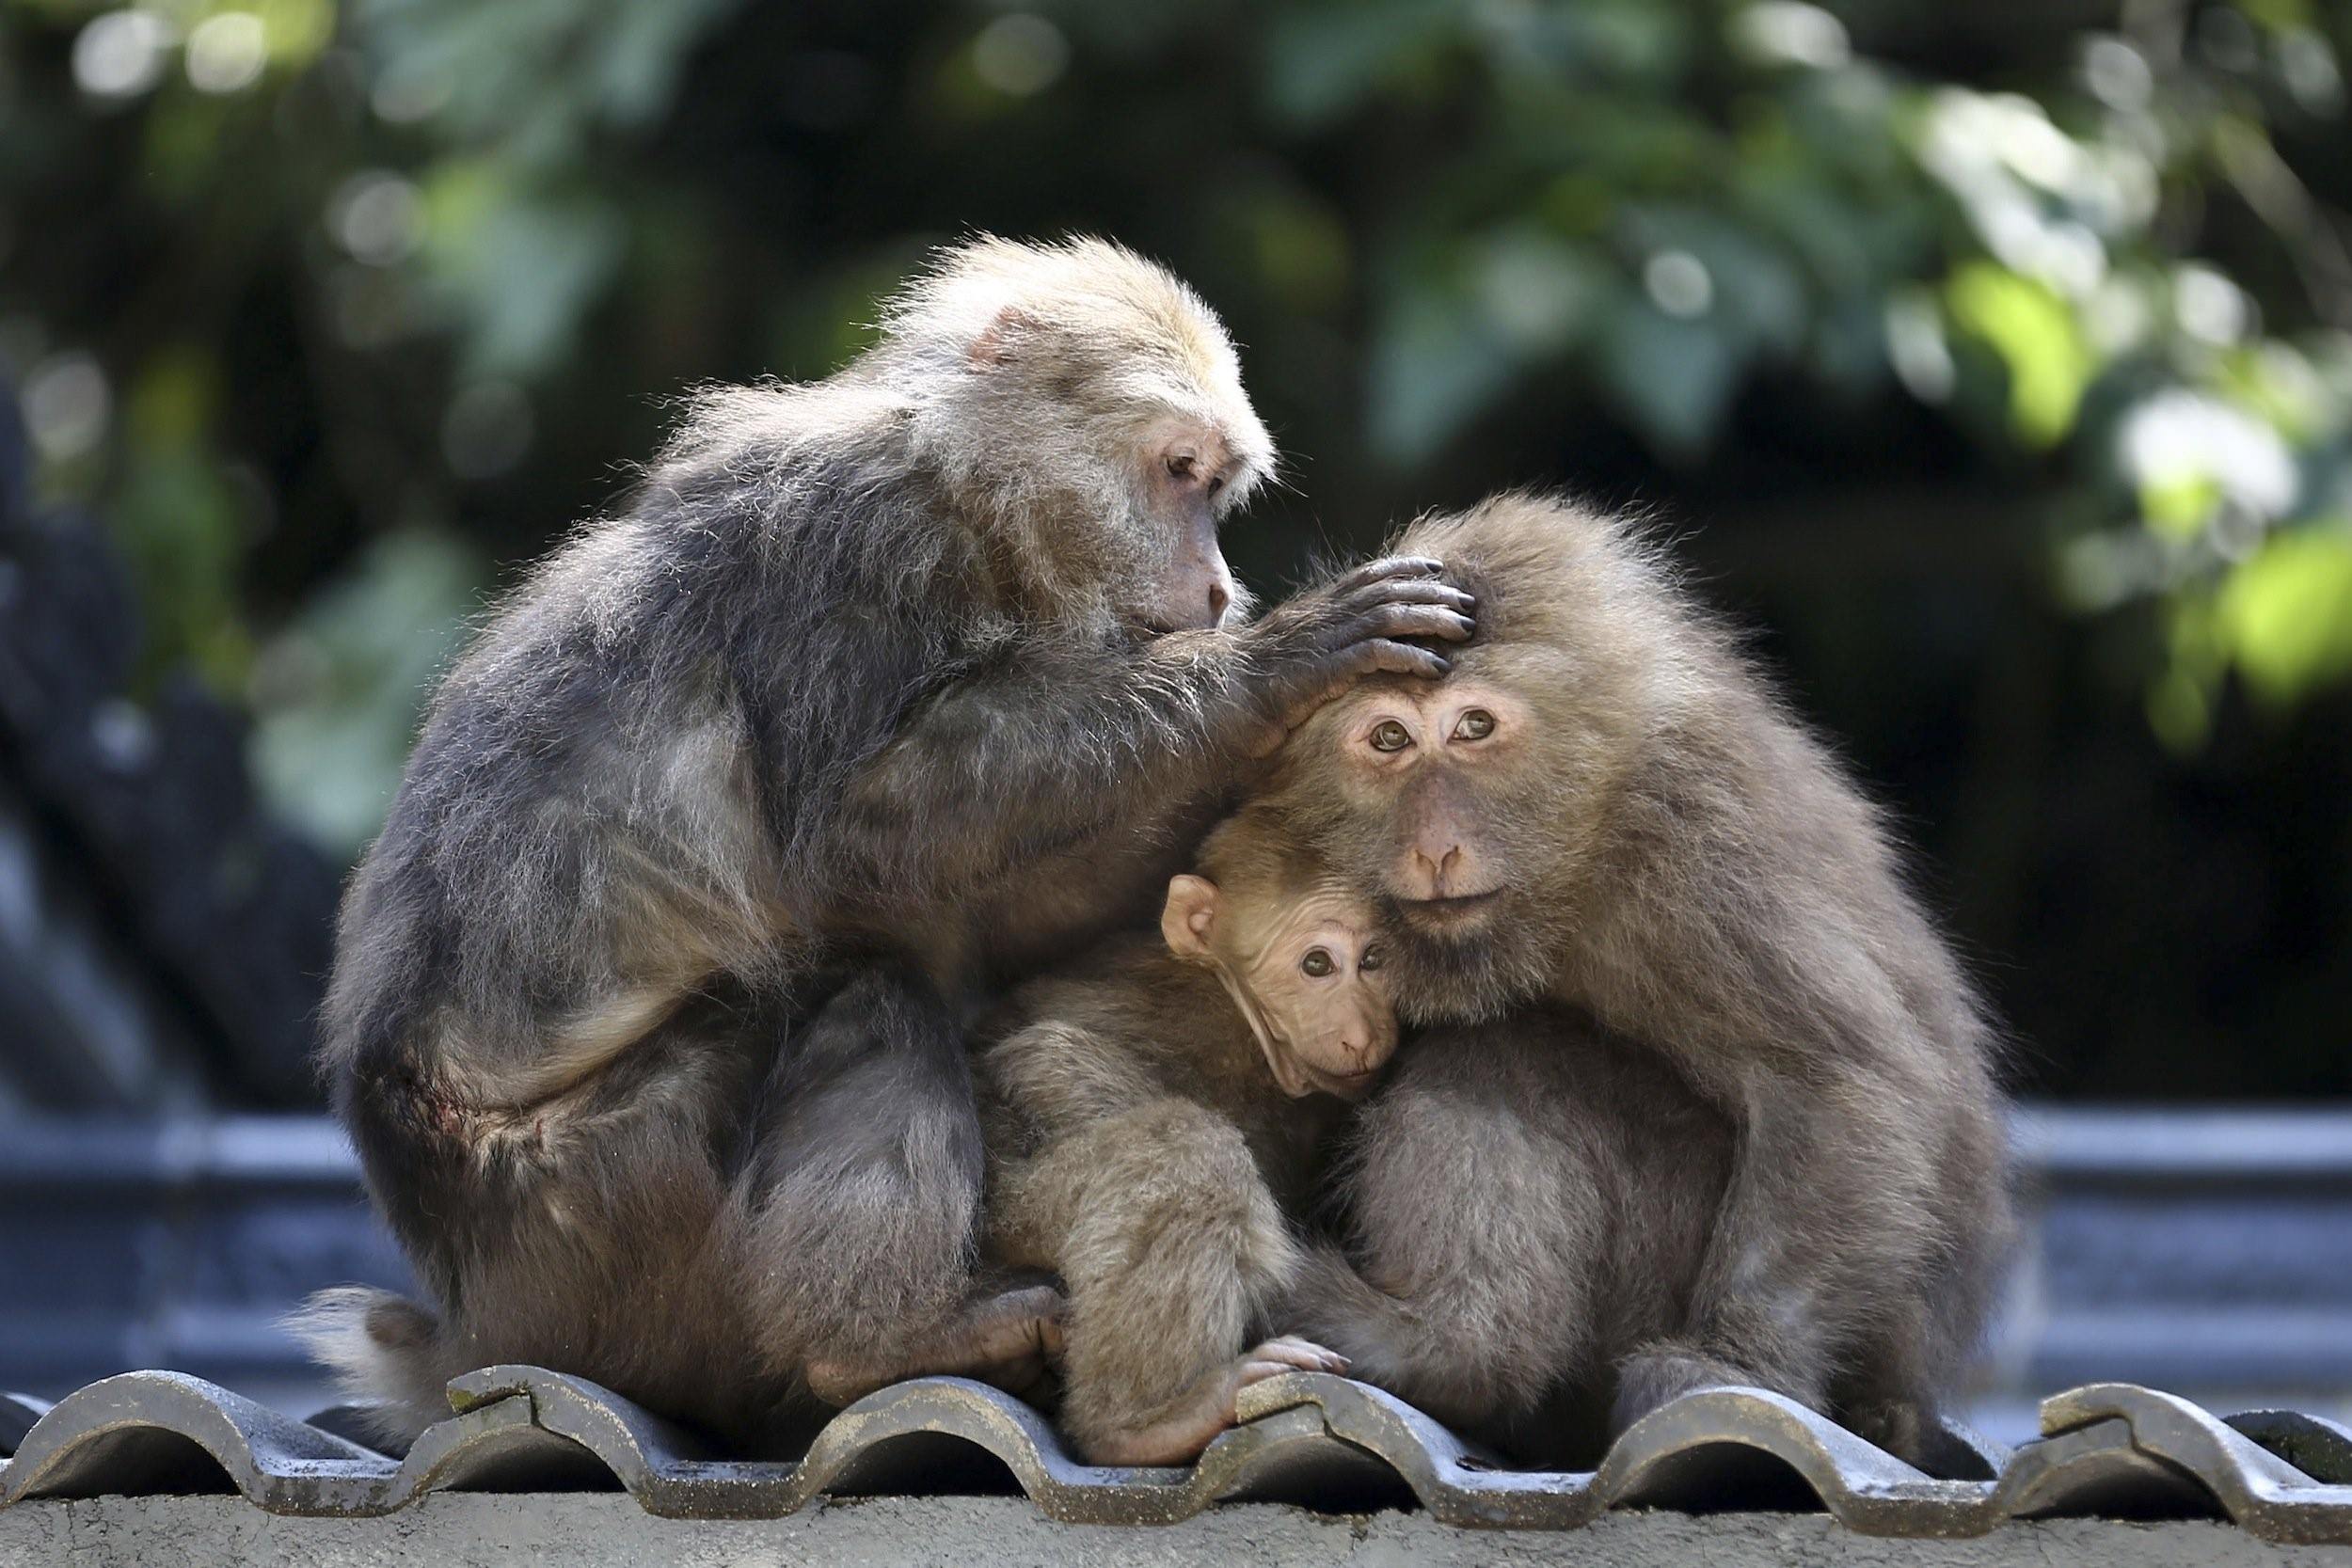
[2,1368,2348,1540]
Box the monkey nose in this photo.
[1410,845,1464,896]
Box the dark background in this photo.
[3,0,2349,1111]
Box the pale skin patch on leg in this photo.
[1081,1337,1348,1467]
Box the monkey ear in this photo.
[967,305,1041,371]
[1161,875,1220,959]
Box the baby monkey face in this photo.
[1163,875,1400,1101]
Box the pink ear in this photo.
[1161,875,1220,958]
[968,305,1041,370]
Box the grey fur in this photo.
[295,237,1472,1450]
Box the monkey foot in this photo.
[1079,1337,1348,1466]
[1609,1345,1774,1436]
[806,1283,1068,1407]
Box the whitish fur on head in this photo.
[876,235,1273,478]
[857,238,1276,626]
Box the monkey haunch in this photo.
[978,813,1395,1465]
[1261,493,2012,1465]
[1293,1008,1731,1465]
[296,238,1472,1449]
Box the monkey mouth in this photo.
[1396,891,1503,924]
[1306,1065,1383,1101]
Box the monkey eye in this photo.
[1359,944,1385,973]
[1205,472,1226,496]
[1369,719,1413,752]
[1166,453,1199,482]
[1454,708,1497,741]
[1300,947,1336,977]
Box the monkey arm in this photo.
[1603,933,1980,1439]
[829,631,1248,898]
[990,1098,1319,1464]
[826,559,1474,902]
[1613,1069,1937,1436]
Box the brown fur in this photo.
[1257,493,2014,1465]
[977,816,1384,1464]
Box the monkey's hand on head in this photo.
[832,557,1471,903]
[1231,556,1475,757]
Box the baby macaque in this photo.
[978,808,1394,1465]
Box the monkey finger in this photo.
[1249,1337,1351,1374]
[1349,578,1476,613]
[1350,641,1453,681]
[1356,605,1475,644]
[1336,554,1448,589]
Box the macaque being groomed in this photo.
[297,237,1473,1449]
[1258,493,2013,1468]
[978,810,1396,1465]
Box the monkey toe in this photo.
[1242,1337,1349,1378]
[803,1356,884,1407]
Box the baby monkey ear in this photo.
[1161,874,1221,960]
[967,305,1042,371]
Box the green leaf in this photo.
[2214,527,2352,705]
[1945,262,2095,448]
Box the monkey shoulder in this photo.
[979,934,1268,1131]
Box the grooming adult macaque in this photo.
[1263,493,2011,1465]
[298,237,1474,1449]
[979,811,1395,1464]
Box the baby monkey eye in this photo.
[1359,944,1385,972]
[1454,708,1497,741]
[1300,947,1336,977]
[1369,720,1413,752]
[1166,453,1199,481]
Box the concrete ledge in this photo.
[6,1494,2349,1568]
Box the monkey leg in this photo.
[999,1100,1324,1465]
[326,992,814,1449]
[736,962,987,1380]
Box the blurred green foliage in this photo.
[4,0,2351,1095]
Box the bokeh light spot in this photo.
[72,10,173,101]
[972,14,1070,97]
[1643,251,1713,318]
[24,352,112,461]
[186,12,268,95]
[329,172,426,267]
